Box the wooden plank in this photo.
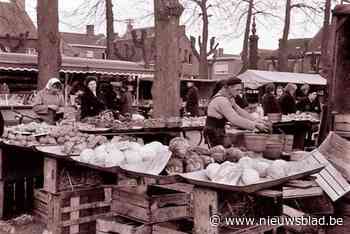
[151,206,190,223]
[151,193,189,209]
[61,201,110,213]
[0,181,4,219]
[283,187,324,199]
[60,212,112,227]
[0,148,3,180]
[96,216,151,234]
[112,186,149,208]
[153,224,189,234]
[44,158,58,194]
[34,189,49,203]
[193,187,218,234]
[112,200,149,223]
[69,196,80,234]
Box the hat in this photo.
[85,76,97,86]
[226,77,242,86]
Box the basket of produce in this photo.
[267,113,282,123]
[243,133,268,152]
[264,134,284,159]
[144,118,166,129]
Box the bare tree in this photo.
[278,0,322,72]
[37,0,61,89]
[105,0,115,59]
[189,0,219,80]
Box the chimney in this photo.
[12,0,25,11]
[218,48,224,57]
[86,25,95,36]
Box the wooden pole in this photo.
[152,0,184,118]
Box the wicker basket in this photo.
[264,134,284,159]
[243,133,268,152]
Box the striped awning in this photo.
[0,52,154,77]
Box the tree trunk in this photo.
[105,0,115,59]
[37,0,61,89]
[152,0,184,118]
[278,0,291,72]
[199,3,209,80]
[320,0,331,74]
[241,0,254,73]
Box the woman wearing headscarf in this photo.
[79,76,105,120]
[204,77,269,147]
[32,78,65,123]
[279,83,298,115]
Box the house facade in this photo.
[208,48,242,80]
[114,23,199,78]
[257,30,323,74]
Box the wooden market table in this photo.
[81,126,205,146]
[273,120,319,150]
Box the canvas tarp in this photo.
[237,70,327,89]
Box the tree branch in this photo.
[190,36,200,60]
[207,36,219,56]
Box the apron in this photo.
[204,95,231,148]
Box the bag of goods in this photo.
[169,137,190,158]
[211,162,243,185]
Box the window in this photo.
[86,51,94,58]
[214,63,229,74]
[189,54,192,64]
[102,52,107,59]
[26,48,37,55]
[183,49,188,63]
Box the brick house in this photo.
[208,48,242,80]
[114,23,199,79]
[257,30,323,74]
[60,25,107,59]
[0,0,37,54]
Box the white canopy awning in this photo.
[237,70,327,89]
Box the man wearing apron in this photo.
[204,77,269,147]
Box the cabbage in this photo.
[206,163,220,180]
[238,157,254,169]
[241,168,260,185]
[128,142,142,151]
[124,150,142,164]
[80,149,95,163]
[105,149,125,167]
[145,141,163,152]
[139,146,157,162]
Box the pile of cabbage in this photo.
[75,136,167,168]
[205,157,312,186]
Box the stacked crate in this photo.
[96,184,191,234]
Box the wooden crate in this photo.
[33,186,112,234]
[111,185,191,224]
[96,215,151,234]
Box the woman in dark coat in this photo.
[98,82,117,110]
[262,83,281,115]
[279,83,298,115]
[79,76,105,120]
[185,82,199,116]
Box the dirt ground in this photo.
[0,221,45,234]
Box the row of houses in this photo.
[0,0,323,82]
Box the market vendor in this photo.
[296,89,321,115]
[185,81,199,116]
[204,77,269,147]
[32,78,65,123]
[80,76,105,120]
